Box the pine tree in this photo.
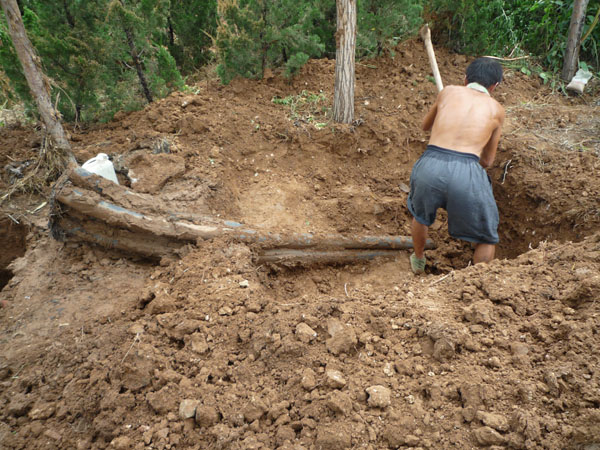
[168,0,218,72]
[19,0,109,121]
[357,0,422,57]
[1,0,187,122]
[215,0,328,84]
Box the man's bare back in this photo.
[422,85,505,168]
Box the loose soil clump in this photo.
[1,41,599,449]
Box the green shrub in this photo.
[357,0,423,58]
[215,0,327,84]
[430,0,599,72]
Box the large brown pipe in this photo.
[56,184,434,251]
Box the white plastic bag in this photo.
[566,69,593,94]
[82,153,119,184]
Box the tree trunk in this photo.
[123,25,153,103]
[167,16,175,46]
[332,0,356,124]
[1,0,76,165]
[63,0,75,28]
[561,0,590,81]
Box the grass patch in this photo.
[272,90,331,129]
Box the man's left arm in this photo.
[479,105,505,168]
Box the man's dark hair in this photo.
[466,57,503,88]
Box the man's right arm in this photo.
[422,95,440,131]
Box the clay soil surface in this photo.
[1,42,600,449]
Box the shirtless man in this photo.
[408,57,505,273]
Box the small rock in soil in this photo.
[326,369,347,389]
[476,410,509,432]
[462,406,477,423]
[189,332,210,354]
[463,301,494,325]
[43,429,62,441]
[110,436,133,449]
[315,424,352,449]
[218,306,233,316]
[561,276,600,307]
[28,403,55,420]
[243,397,268,422]
[326,391,353,416]
[296,322,317,343]
[195,405,220,428]
[486,356,502,368]
[433,338,456,361]
[510,342,529,356]
[366,385,391,408]
[179,399,199,419]
[246,300,261,312]
[275,425,296,445]
[383,361,395,377]
[473,426,506,446]
[7,394,33,417]
[146,385,178,415]
[301,368,317,390]
[268,400,290,420]
[326,318,357,355]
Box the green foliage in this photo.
[0,0,189,122]
[356,0,423,58]
[0,20,30,105]
[216,0,264,84]
[2,0,599,124]
[285,51,309,77]
[156,45,185,90]
[272,89,330,127]
[168,0,218,72]
[215,0,423,82]
[215,0,328,84]
[430,0,600,72]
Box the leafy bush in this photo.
[357,0,423,58]
[216,0,327,84]
[430,0,600,73]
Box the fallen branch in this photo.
[482,55,530,61]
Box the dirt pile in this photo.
[1,40,600,449]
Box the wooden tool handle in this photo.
[420,24,444,92]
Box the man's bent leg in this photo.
[473,243,495,264]
[411,217,428,259]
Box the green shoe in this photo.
[410,253,426,274]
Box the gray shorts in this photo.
[407,145,499,244]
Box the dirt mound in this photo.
[1,40,600,449]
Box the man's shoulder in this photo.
[437,85,466,101]
[488,96,505,116]
[441,85,464,93]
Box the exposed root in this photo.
[1,135,73,204]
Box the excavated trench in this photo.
[0,218,27,291]
[493,166,597,262]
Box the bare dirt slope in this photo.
[1,41,599,449]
